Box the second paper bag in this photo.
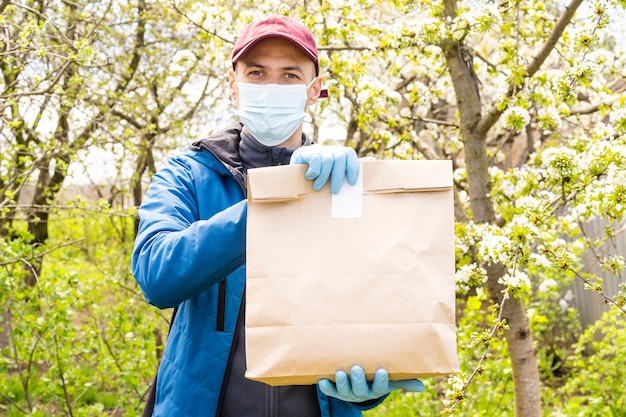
[245,159,459,386]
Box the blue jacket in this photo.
[132,124,384,417]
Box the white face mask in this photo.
[236,78,317,147]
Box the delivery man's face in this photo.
[228,37,323,149]
[229,37,321,104]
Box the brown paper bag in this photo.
[245,160,459,386]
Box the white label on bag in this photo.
[331,163,363,218]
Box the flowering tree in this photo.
[0,0,228,250]
[290,0,625,415]
[0,1,234,414]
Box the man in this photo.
[132,15,423,417]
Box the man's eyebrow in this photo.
[281,65,306,74]
[243,61,265,69]
[242,61,306,74]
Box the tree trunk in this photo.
[441,0,542,413]
[504,296,541,415]
[485,264,542,416]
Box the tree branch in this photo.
[477,0,584,136]
[570,80,626,115]
[0,239,87,266]
[405,115,459,128]
[170,1,234,44]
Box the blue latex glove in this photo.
[290,144,360,194]
[318,366,424,403]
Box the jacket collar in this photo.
[190,123,313,193]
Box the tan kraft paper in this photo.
[245,160,459,386]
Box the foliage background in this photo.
[2,0,626,415]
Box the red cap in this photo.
[231,16,328,98]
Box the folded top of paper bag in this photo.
[247,160,453,202]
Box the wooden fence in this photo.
[569,219,626,328]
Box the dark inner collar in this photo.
[239,129,312,169]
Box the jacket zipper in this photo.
[269,385,276,417]
[217,279,226,331]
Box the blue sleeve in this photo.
[131,155,247,308]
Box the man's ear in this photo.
[228,69,237,99]
[307,76,323,105]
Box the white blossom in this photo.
[529,253,553,269]
[536,106,562,132]
[538,278,558,294]
[516,196,542,211]
[498,270,531,292]
[541,146,581,180]
[506,214,540,238]
[609,107,626,132]
[477,231,510,264]
[590,121,615,140]
[601,255,625,274]
[502,106,530,132]
[171,50,197,73]
[455,264,488,294]
[188,3,232,29]
[448,374,465,391]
